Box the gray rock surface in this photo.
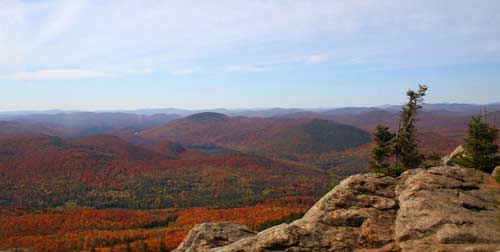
[395,166,500,252]
[173,222,257,252]
[175,166,500,252]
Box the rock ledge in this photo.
[175,166,500,252]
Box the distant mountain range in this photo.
[0,112,179,137]
[2,102,499,118]
[1,102,499,139]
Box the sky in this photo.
[0,0,500,111]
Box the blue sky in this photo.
[1,0,499,111]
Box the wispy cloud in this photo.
[222,52,329,73]
[9,69,114,80]
[305,53,329,64]
[225,65,270,73]
[37,0,88,44]
[170,69,193,75]
[0,0,499,74]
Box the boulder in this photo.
[395,166,500,252]
[172,222,257,252]
[175,166,500,252]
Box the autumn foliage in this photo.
[1,110,491,252]
[0,197,313,252]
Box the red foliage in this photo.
[0,197,313,252]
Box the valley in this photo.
[0,103,499,251]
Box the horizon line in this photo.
[1,102,499,114]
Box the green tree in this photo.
[370,85,428,176]
[424,152,443,168]
[394,85,427,170]
[370,125,398,175]
[452,115,500,173]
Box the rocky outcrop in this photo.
[173,222,257,252]
[395,167,500,251]
[175,166,500,252]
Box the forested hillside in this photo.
[1,107,498,252]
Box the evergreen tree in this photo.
[394,85,427,169]
[159,239,168,252]
[370,85,427,176]
[425,152,443,168]
[370,125,396,175]
[452,115,500,173]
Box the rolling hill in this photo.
[0,121,69,139]
[0,133,327,210]
[140,112,371,158]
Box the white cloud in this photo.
[305,53,329,64]
[171,69,193,75]
[10,69,114,80]
[0,0,499,73]
[225,65,270,73]
[37,0,88,43]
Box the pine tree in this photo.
[394,85,427,169]
[370,125,396,175]
[452,115,500,173]
[370,85,428,176]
